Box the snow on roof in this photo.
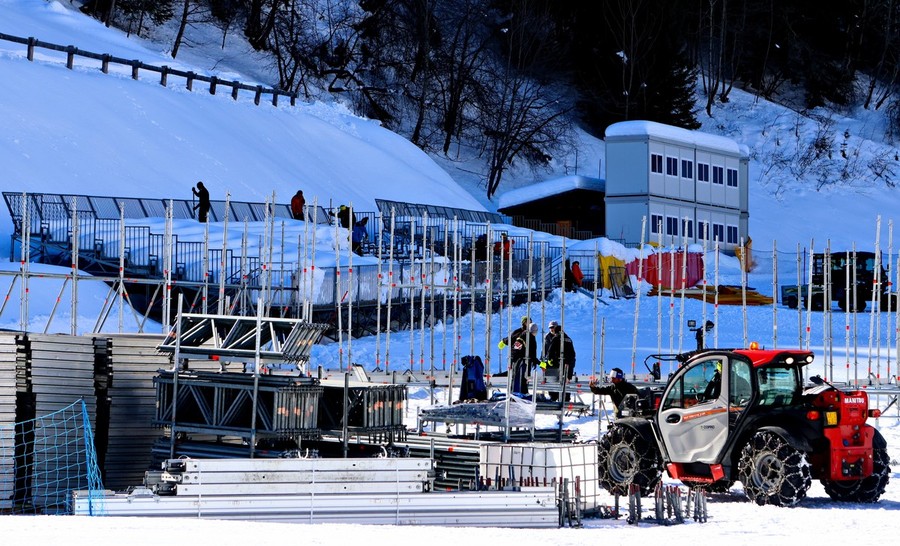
[497,175,605,210]
[605,120,745,156]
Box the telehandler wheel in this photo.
[737,431,811,506]
[597,424,662,497]
[822,429,891,503]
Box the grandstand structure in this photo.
[2,192,627,342]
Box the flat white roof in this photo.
[605,120,745,156]
[498,175,605,210]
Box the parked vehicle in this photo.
[596,347,890,506]
[780,251,896,312]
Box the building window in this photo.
[727,168,738,187]
[713,224,725,242]
[682,218,694,239]
[697,163,709,182]
[650,214,663,234]
[681,159,693,179]
[698,220,708,240]
[651,153,663,174]
[666,216,679,236]
[712,166,724,185]
[727,225,739,244]
[666,156,678,176]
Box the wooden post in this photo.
[186,71,194,91]
[160,66,168,87]
[27,37,35,61]
[231,80,240,100]
[272,91,279,107]
[131,60,140,80]
[101,54,110,74]
[210,76,218,95]
[66,46,75,69]
[290,92,297,107]
[254,85,262,106]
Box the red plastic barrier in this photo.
[626,252,704,289]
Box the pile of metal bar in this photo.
[145,456,432,495]
[0,333,18,510]
[70,456,558,527]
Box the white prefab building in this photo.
[604,120,750,251]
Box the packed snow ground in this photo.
[1,1,900,542]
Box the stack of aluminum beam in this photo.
[146,456,433,495]
[0,332,19,510]
[70,456,559,527]
[27,334,98,511]
[96,335,171,489]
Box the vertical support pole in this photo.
[249,297,263,458]
[772,240,778,349]
[71,196,80,336]
[385,208,396,373]
[630,216,647,377]
[335,210,343,369]
[163,201,174,331]
[20,192,30,332]
[118,203,125,333]
[202,222,210,315]
[347,204,355,368]
[169,294,184,459]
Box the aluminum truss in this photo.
[156,313,328,365]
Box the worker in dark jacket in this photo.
[590,367,639,417]
[541,320,576,401]
[335,204,355,229]
[192,181,210,223]
[498,316,539,395]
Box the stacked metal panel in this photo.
[26,333,98,511]
[96,334,170,491]
[72,487,559,526]
[71,456,558,527]
[0,332,20,510]
[145,457,432,495]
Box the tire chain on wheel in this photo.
[737,430,811,506]
[597,425,662,497]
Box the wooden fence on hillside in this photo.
[0,32,299,107]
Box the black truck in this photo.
[780,251,896,312]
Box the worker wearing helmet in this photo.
[590,368,639,418]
